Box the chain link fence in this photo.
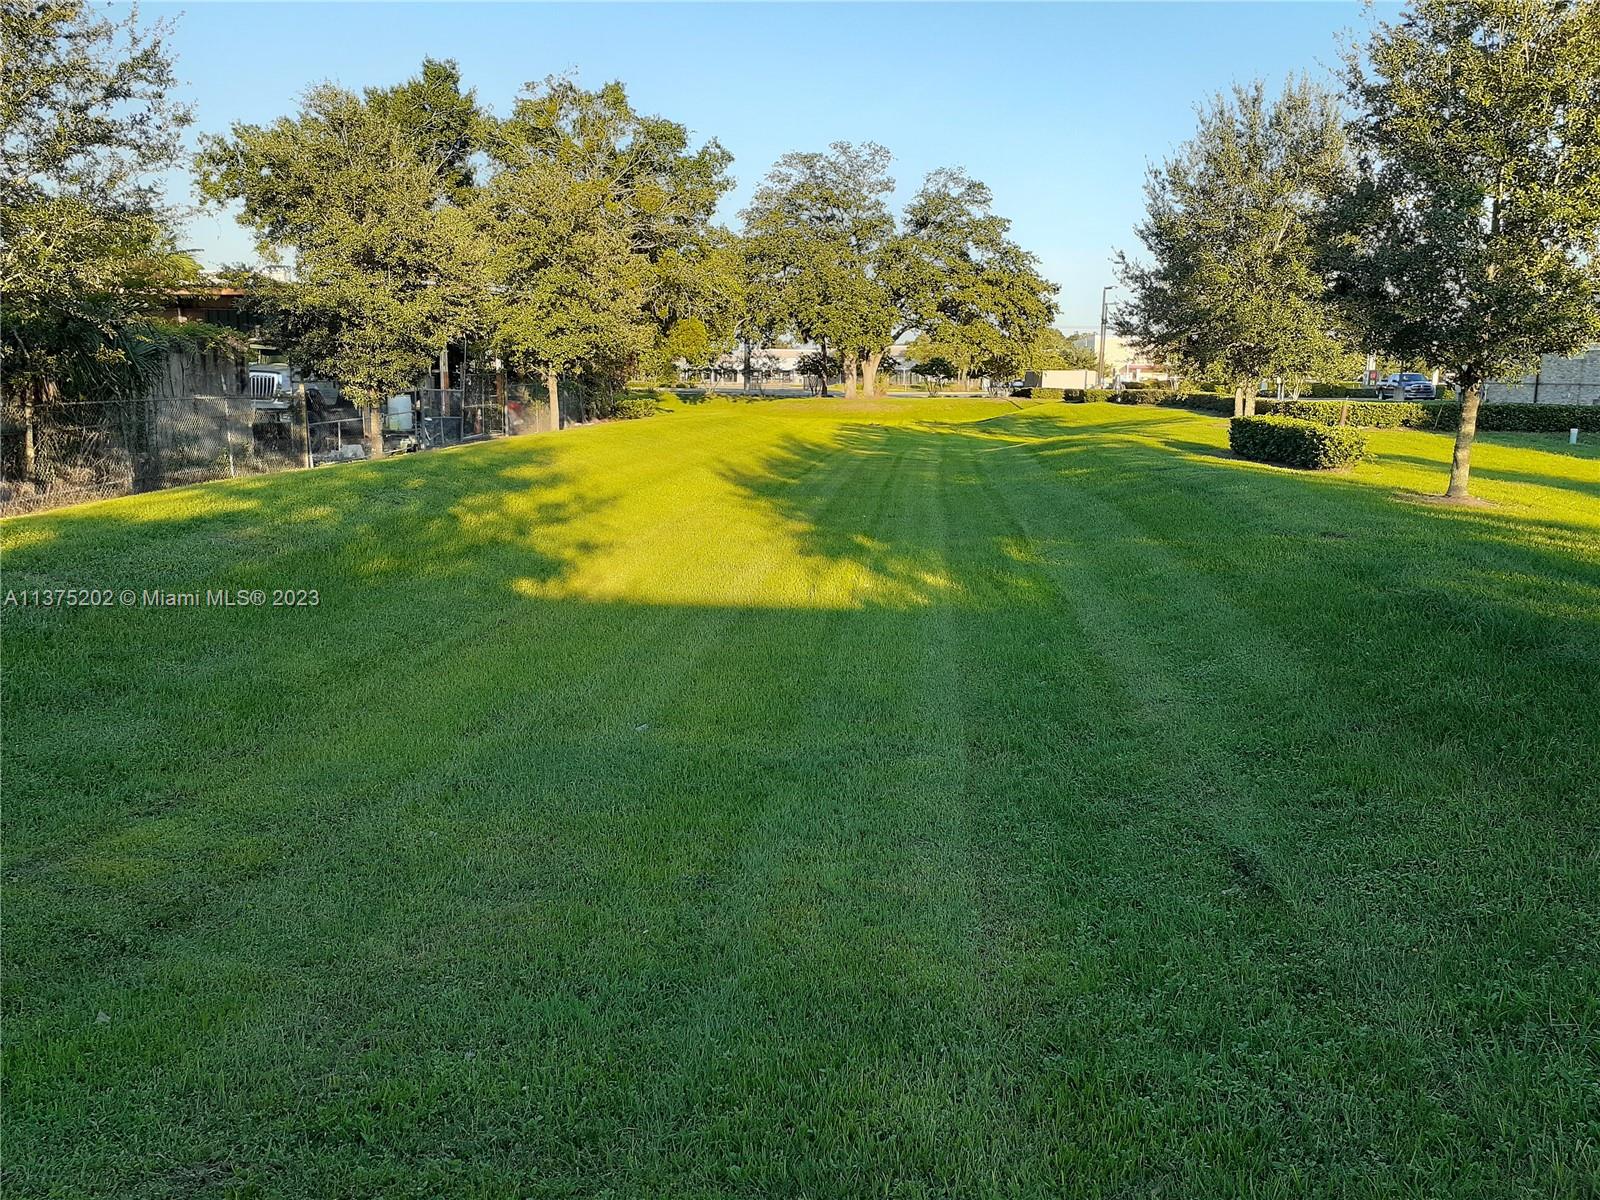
[0,354,525,517]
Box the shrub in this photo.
[1301,382,1379,399]
[1173,391,1236,414]
[615,392,661,419]
[1229,415,1368,469]
[1417,401,1600,433]
[589,389,661,420]
[1269,398,1429,428]
[1012,387,1066,400]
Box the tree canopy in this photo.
[195,61,485,408]
[1114,78,1350,415]
[2,0,195,478]
[1323,0,1600,498]
[742,147,1056,396]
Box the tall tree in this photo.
[886,168,1057,394]
[743,151,1055,398]
[741,141,897,398]
[1030,328,1100,373]
[1115,78,1350,416]
[195,61,485,413]
[2,0,194,482]
[489,76,735,396]
[1324,0,1600,499]
[474,155,646,425]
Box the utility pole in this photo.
[1096,286,1113,387]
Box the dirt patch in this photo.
[1395,490,1498,510]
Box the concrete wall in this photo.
[1485,345,1600,406]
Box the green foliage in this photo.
[1030,327,1098,372]
[1301,382,1378,399]
[1325,0,1600,495]
[195,62,485,407]
[741,141,898,388]
[1010,387,1065,400]
[1167,391,1236,413]
[494,78,737,375]
[1115,78,1351,399]
[477,152,647,390]
[1270,399,1427,429]
[2,1,195,416]
[1229,414,1369,469]
[893,168,1058,386]
[586,389,662,421]
[1419,402,1600,434]
[743,152,1055,395]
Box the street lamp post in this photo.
[1096,286,1113,388]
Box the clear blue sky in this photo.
[145,1,1385,330]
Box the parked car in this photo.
[1377,372,1436,400]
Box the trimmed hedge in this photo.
[1301,382,1378,399]
[1010,386,1066,400]
[1046,385,1594,435]
[1229,415,1368,469]
[1269,399,1428,428]
[590,389,663,420]
[1418,401,1600,433]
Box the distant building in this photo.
[1023,369,1097,390]
[683,341,939,389]
[1485,346,1600,406]
[1064,331,1169,383]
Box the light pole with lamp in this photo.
[1096,285,1113,388]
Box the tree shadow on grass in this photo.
[6,406,1600,1198]
[1376,450,1600,503]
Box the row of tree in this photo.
[193,74,1061,417]
[1115,0,1600,498]
[4,2,1065,442]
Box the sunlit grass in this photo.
[4,399,1597,1197]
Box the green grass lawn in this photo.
[4,399,1598,1198]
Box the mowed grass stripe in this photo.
[2,398,1596,1197]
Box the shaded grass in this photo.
[3,401,1598,1198]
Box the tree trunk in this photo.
[1446,376,1482,499]
[1233,383,1247,418]
[842,351,858,399]
[364,404,385,459]
[21,378,38,484]
[958,371,970,393]
[863,351,883,397]
[544,369,561,431]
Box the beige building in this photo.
[1066,332,1169,382]
[1485,345,1600,406]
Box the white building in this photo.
[1065,332,1169,383]
[683,341,962,390]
